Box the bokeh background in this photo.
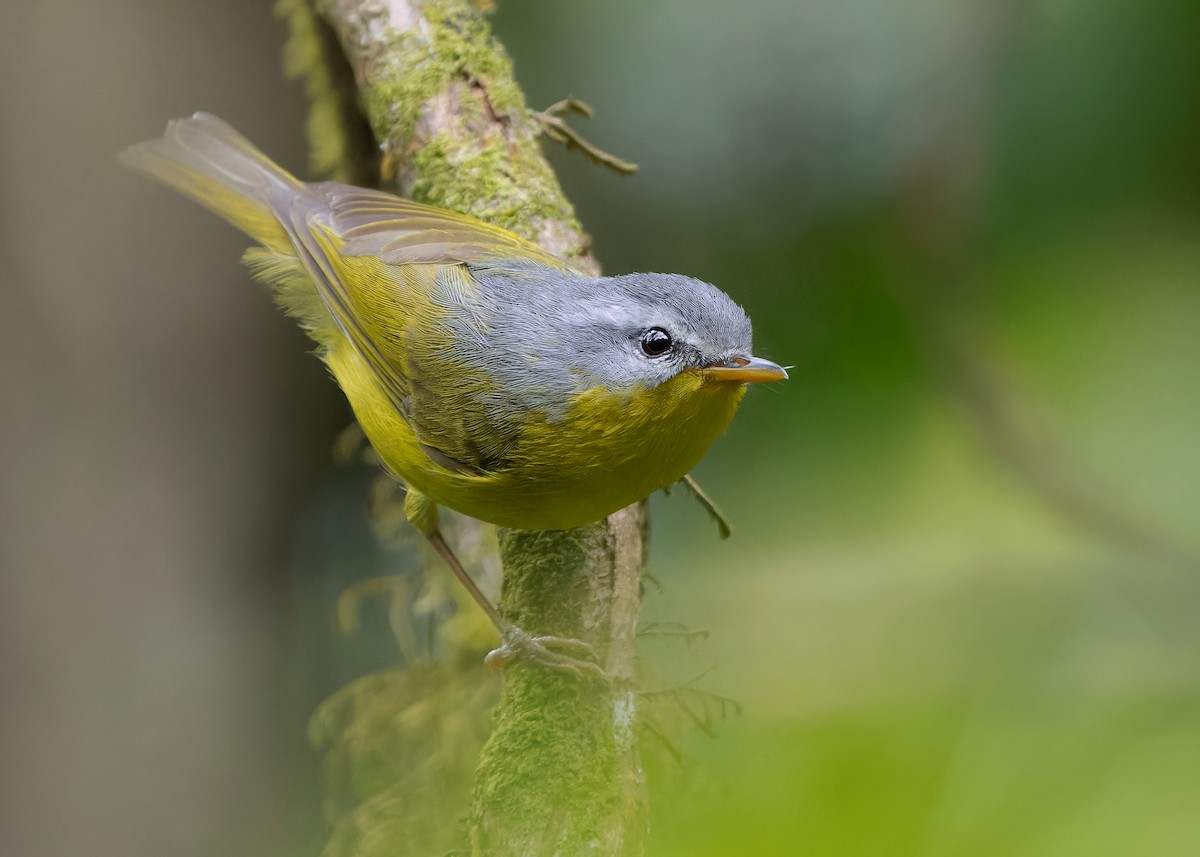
[3,1,1199,855]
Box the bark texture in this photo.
[300,1,648,853]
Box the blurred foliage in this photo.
[310,662,495,856]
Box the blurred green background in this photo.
[2,1,1199,856]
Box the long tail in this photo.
[120,113,301,254]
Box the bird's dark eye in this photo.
[639,327,673,357]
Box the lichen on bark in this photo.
[315,0,595,268]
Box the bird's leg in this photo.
[678,474,732,539]
[423,530,608,681]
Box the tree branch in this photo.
[297,0,648,853]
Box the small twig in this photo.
[534,97,638,175]
[639,684,743,739]
[638,621,710,646]
[638,717,684,765]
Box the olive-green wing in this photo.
[285,187,561,475]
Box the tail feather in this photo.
[120,112,301,253]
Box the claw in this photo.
[485,626,609,681]
[531,635,596,657]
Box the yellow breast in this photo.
[331,341,746,531]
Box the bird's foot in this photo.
[485,626,608,681]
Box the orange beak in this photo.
[704,356,789,383]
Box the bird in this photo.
[122,113,787,677]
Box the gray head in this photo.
[559,272,755,389]
[459,265,785,419]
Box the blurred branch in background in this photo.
[888,0,1200,574]
[278,0,377,185]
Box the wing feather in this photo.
[278,185,569,475]
[283,209,415,425]
[311,183,573,271]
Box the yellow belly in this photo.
[329,342,745,530]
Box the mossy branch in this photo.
[290,0,648,854]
